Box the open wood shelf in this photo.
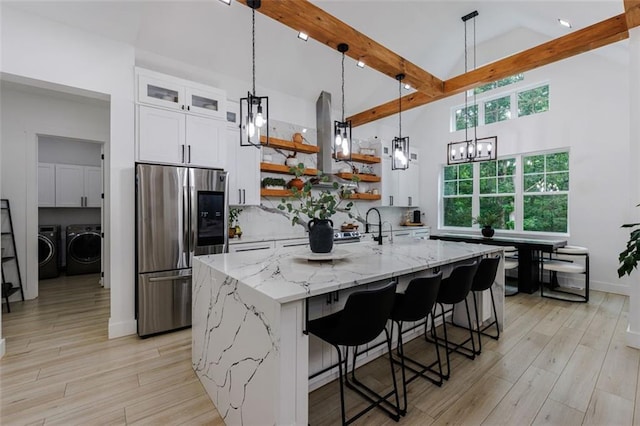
[261,188,293,197]
[260,135,320,154]
[333,153,381,164]
[335,172,381,183]
[342,193,382,200]
[260,163,319,176]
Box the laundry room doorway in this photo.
[37,135,104,289]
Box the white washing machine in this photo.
[38,225,60,279]
[66,224,101,276]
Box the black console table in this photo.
[430,233,567,294]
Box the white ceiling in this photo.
[2,0,627,118]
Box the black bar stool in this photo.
[307,282,401,425]
[469,256,501,354]
[389,272,443,415]
[429,262,478,380]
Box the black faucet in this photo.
[365,207,383,245]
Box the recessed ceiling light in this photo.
[298,32,309,41]
[403,83,411,90]
[558,18,572,28]
[302,128,307,133]
[356,60,365,68]
[218,0,231,5]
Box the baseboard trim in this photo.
[590,280,629,296]
[627,325,640,349]
[108,318,137,339]
[0,338,5,359]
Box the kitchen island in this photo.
[192,239,504,425]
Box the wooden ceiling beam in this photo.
[624,0,640,29]
[349,13,630,127]
[236,0,444,99]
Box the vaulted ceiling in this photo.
[3,0,632,127]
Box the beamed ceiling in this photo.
[3,1,634,128]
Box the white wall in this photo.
[1,85,109,296]
[410,47,631,295]
[1,6,136,339]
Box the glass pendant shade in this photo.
[392,136,409,170]
[240,92,269,147]
[334,120,352,161]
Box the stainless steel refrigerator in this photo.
[135,163,228,337]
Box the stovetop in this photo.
[333,230,362,243]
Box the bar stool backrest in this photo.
[336,281,397,346]
[393,272,442,322]
[472,256,500,292]
[437,262,478,305]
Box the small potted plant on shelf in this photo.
[261,177,287,190]
[287,162,306,190]
[228,208,243,238]
[473,211,502,238]
[278,164,355,253]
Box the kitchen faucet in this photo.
[382,221,393,243]
[365,207,383,245]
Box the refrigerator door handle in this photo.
[181,145,185,163]
[149,274,192,282]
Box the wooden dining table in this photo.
[430,232,567,294]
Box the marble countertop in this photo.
[195,239,500,304]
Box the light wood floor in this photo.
[1,276,638,425]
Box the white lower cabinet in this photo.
[53,164,102,208]
[228,240,275,253]
[275,238,308,249]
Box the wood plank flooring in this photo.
[1,275,638,425]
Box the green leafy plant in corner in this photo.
[619,203,640,277]
[228,208,243,227]
[277,163,356,226]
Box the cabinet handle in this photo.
[181,145,185,163]
[181,105,185,110]
[238,189,242,204]
[242,189,246,204]
[408,196,412,206]
[390,196,394,206]
[187,105,191,111]
[188,145,191,163]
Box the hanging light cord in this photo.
[473,15,477,142]
[463,18,469,144]
[341,51,345,122]
[252,8,256,96]
[398,77,402,140]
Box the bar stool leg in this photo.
[334,344,347,425]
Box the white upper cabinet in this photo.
[381,146,421,207]
[226,100,259,206]
[53,164,101,208]
[38,163,56,207]
[137,68,226,120]
[136,68,228,169]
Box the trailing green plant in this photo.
[618,203,640,277]
[278,163,355,226]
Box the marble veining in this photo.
[197,239,501,304]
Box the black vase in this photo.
[481,226,495,238]
[308,218,334,253]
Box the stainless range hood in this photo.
[315,91,357,189]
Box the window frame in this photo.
[439,147,570,236]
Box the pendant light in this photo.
[447,11,497,165]
[333,43,352,162]
[392,73,409,170]
[240,0,269,148]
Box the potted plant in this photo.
[228,207,243,238]
[261,177,287,190]
[278,164,354,253]
[619,204,640,277]
[287,162,306,190]
[473,211,502,238]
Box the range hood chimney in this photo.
[315,91,356,188]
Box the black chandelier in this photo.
[240,0,269,148]
[392,73,409,170]
[333,43,352,162]
[447,10,497,165]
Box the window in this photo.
[454,105,478,131]
[443,163,473,227]
[441,150,569,233]
[479,159,516,229]
[523,152,569,232]
[518,85,549,117]
[484,96,511,125]
[474,74,524,94]
[451,81,549,131]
